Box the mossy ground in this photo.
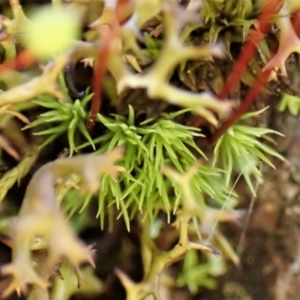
[0,1,300,299]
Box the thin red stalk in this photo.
[210,68,272,143]
[87,32,113,129]
[88,0,131,129]
[207,1,281,142]
[218,0,280,100]
[191,2,279,129]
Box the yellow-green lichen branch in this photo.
[0,147,125,298]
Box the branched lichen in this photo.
[0,55,67,107]
[0,0,297,299]
[116,163,219,300]
[0,147,124,297]
[263,2,300,75]
[115,3,235,126]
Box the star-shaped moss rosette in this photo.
[24,77,94,156]
[213,107,285,195]
[72,107,233,230]
[24,71,234,230]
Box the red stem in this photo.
[87,33,112,129]
[191,1,279,129]
[292,9,300,37]
[210,68,272,143]
[208,1,281,142]
[88,0,131,130]
[218,0,281,100]
[0,49,36,71]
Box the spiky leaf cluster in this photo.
[48,105,233,230]
[26,81,236,230]
[25,88,94,156]
[213,107,285,195]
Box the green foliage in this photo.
[200,0,255,43]
[25,86,94,156]
[142,33,161,58]
[23,75,240,233]
[84,107,231,229]
[177,249,217,293]
[31,93,234,230]
[278,93,300,116]
[213,107,285,195]
[0,0,295,298]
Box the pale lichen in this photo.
[0,147,124,298]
